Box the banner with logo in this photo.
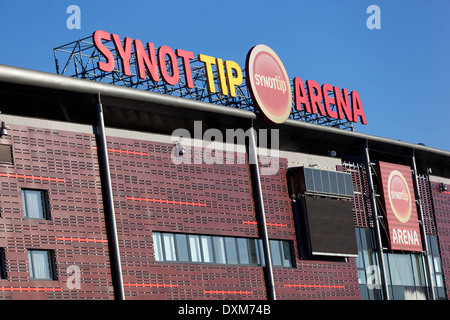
[377,162,423,252]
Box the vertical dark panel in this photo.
[0,144,13,164]
[304,196,358,256]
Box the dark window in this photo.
[337,172,346,195]
[281,241,293,267]
[28,249,57,280]
[0,144,13,165]
[321,171,331,193]
[312,169,323,192]
[0,248,7,279]
[237,238,250,265]
[427,235,446,300]
[175,234,189,262]
[304,167,314,190]
[200,236,214,263]
[270,240,282,266]
[161,233,176,261]
[329,171,339,194]
[248,239,259,265]
[302,196,358,257]
[224,237,238,264]
[153,232,293,268]
[213,236,226,264]
[189,235,202,262]
[355,227,435,300]
[22,189,50,220]
[344,173,354,196]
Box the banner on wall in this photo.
[377,161,423,252]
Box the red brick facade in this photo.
[431,181,450,298]
[0,120,445,300]
[0,124,113,299]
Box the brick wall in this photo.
[106,136,264,299]
[431,181,450,298]
[264,159,360,300]
[106,135,360,300]
[0,121,361,300]
[0,124,113,299]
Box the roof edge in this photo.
[283,119,450,157]
[0,64,256,120]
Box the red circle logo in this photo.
[246,45,292,124]
[387,170,412,223]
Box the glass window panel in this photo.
[237,238,249,265]
[258,240,265,266]
[225,237,238,264]
[312,169,323,192]
[281,241,292,267]
[438,287,446,300]
[356,252,364,269]
[344,174,354,196]
[213,237,226,264]
[189,235,202,262]
[387,254,401,286]
[28,250,51,280]
[152,232,294,269]
[27,251,33,278]
[304,168,314,191]
[363,250,376,270]
[162,233,176,261]
[360,285,369,300]
[337,172,346,196]
[201,236,213,263]
[433,256,441,273]
[391,286,405,300]
[175,234,189,262]
[362,228,376,250]
[22,191,27,216]
[358,270,367,284]
[321,171,331,193]
[429,235,439,254]
[0,248,6,279]
[153,232,163,261]
[269,240,282,267]
[383,253,392,285]
[436,274,443,287]
[411,254,426,287]
[23,190,45,219]
[388,254,414,286]
[248,239,259,265]
[329,172,338,194]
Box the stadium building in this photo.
[0,31,448,300]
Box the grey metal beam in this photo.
[363,140,390,300]
[96,93,125,300]
[247,120,276,300]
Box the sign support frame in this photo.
[410,150,436,300]
[363,140,390,300]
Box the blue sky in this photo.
[0,0,449,151]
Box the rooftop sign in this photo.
[85,30,367,126]
[246,45,292,124]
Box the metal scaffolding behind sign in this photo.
[53,36,355,130]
